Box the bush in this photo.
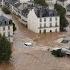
[2,6,11,14]
[0,35,12,63]
[51,49,65,57]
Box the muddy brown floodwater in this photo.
[1,47,70,70]
[0,14,70,70]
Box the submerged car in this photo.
[24,42,32,46]
[51,47,70,57]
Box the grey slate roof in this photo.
[13,2,22,8]
[0,0,2,2]
[21,3,34,17]
[66,4,70,11]
[34,7,58,17]
[0,15,12,26]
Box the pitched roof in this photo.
[0,15,12,26]
[34,7,58,17]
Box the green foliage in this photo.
[55,4,66,16]
[2,6,11,14]
[51,49,65,57]
[0,35,12,63]
[55,4,69,31]
[34,0,47,6]
[60,16,69,31]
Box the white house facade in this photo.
[28,0,60,33]
[0,15,13,42]
[28,9,60,33]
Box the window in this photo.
[5,21,6,24]
[40,24,42,28]
[44,29,46,34]
[3,27,5,31]
[8,26,10,30]
[3,32,5,36]
[40,18,42,22]
[55,17,57,21]
[55,29,57,32]
[44,18,46,22]
[39,30,41,34]
[55,22,58,27]
[8,32,10,37]
[50,23,52,27]
[44,23,46,28]
[50,18,52,21]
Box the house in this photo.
[11,2,34,24]
[0,0,34,22]
[66,4,70,15]
[0,15,13,42]
[1,0,60,34]
[28,0,60,33]
[4,0,34,22]
[28,7,60,33]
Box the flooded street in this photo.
[0,14,70,70]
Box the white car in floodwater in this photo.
[24,42,32,46]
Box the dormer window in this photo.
[5,21,6,24]
[9,20,12,24]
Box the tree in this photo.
[55,4,66,16]
[34,0,47,6]
[0,35,12,63]
[55,4,69,31]
[2,6,11,14]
